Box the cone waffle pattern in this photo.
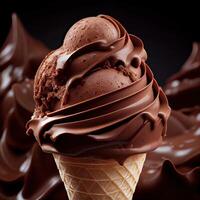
[53,154,146,200]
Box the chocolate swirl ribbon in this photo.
[27,15,170,157]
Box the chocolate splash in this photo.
[134,42,200,200]
[165,42,200,109]
[134,110,200,200]
[0,13,199,200]
[0,13,48,136]
[0,14,67,200]
[0,13,48,99]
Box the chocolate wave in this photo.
[0,13,48,100]
[0,80,67,200]
[18,143,67,200]
[27,15,170,158]
[165,42,200,109]
[0,14,67,200]
[135,110,200,200]
[0,13,48,135]
[0,80,34,196]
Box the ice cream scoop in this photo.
[63,17,132,104]
[28,15,170,157]
[63,16,120,53]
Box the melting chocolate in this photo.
[0,14,67,200]
[0,13,48,135]
[165,42,200,109]
[134,42,200,200]
[134,110,200,200]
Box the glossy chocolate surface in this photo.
[135,110,200,200]
[0,13,199,200]
[27,15,170,158]
[165,42,200,109]
[0,14,67,200]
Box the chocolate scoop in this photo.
[27,15,170,158]
[63,16,120,53]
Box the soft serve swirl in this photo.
[27,15,170,157]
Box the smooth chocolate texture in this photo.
[165,42,200,109]
[134,42,200,200]
[0,13,48,99]
[0,14,67,200]
[134,110,200,200]
[27,15,170,158]
[0,13,199,200]
[0,13,48,135]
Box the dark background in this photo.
[1,0,200,85]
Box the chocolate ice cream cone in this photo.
[27,14,170,200]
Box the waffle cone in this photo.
[53,153,146,200]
